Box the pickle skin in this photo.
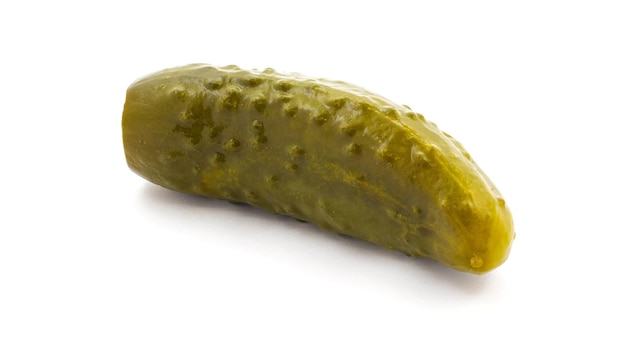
[122,64,514,274]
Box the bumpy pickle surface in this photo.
[122,64,514,274]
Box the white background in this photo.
[2,0,625,351]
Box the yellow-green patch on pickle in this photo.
[122,64,514,274]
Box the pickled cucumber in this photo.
[122,64,514,274]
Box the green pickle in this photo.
[122,64,514,274]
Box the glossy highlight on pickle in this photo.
[122,64,514,274]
